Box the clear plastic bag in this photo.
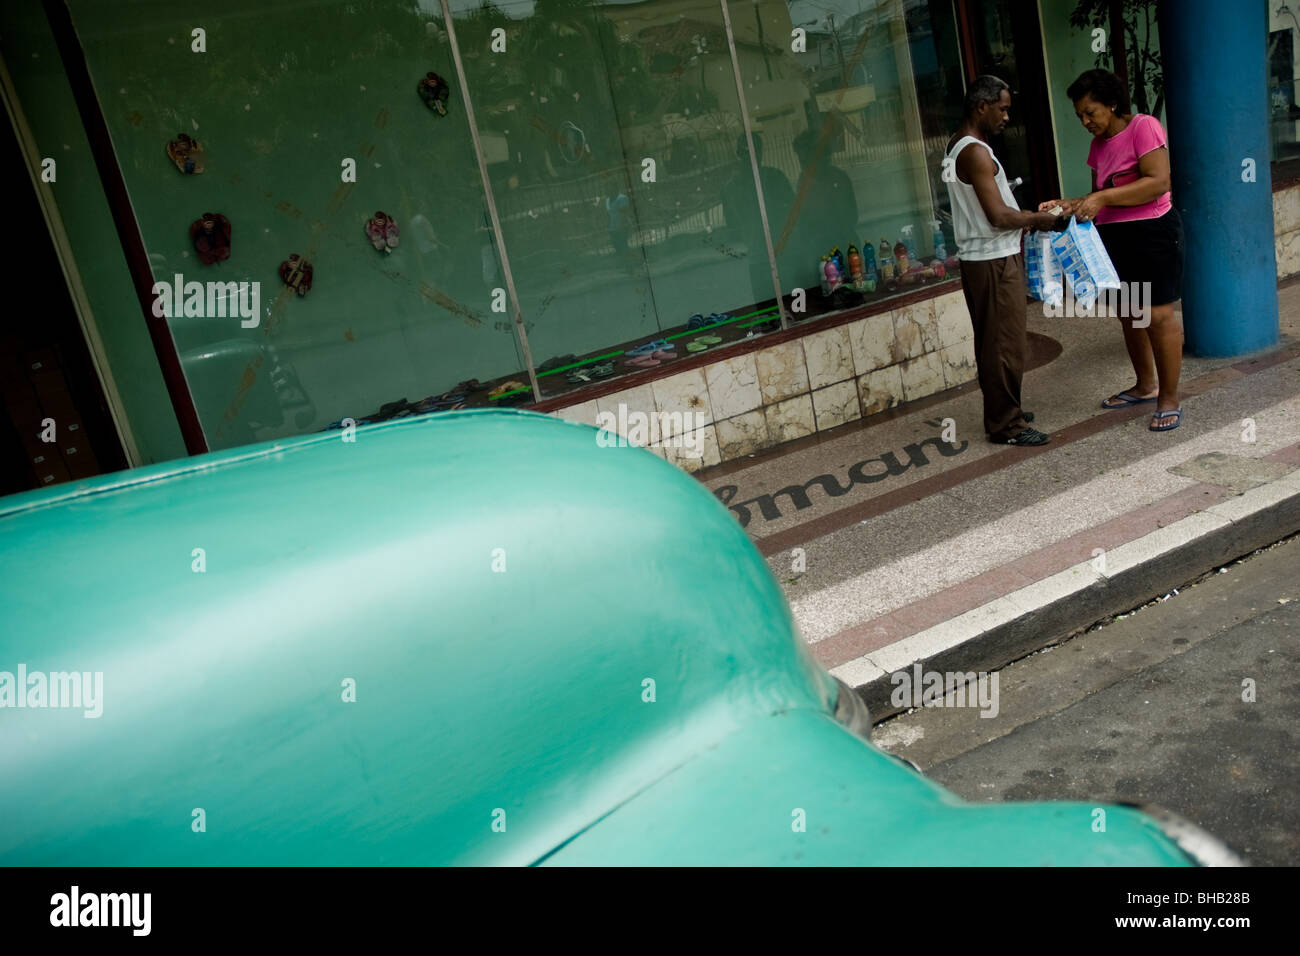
[1050,217,1122,310]
[1025,230,1063,309]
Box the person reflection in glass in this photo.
[789,126,859,257]
[722,133,794,306]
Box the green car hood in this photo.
[0,410,1189,865]
[541,709,1189,866]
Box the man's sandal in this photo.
[992,427,1050,446]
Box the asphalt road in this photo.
[874,534,1300,866]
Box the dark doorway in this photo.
[0,110,128,496]
[956,0,1061,210]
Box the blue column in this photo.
[1158,0,1279,356]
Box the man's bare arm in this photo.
[958,144,1060,231]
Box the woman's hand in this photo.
[1072,193,1105,223]
[1037,199,1072,216]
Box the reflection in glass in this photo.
[452,0,788,401]
[68,0,528,448]
[727,0,967,324]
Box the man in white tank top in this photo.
[946,76,1065,446]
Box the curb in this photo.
[831,467,1300,722]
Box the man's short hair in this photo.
[964,75,1010,115]
[1066,68,1131,114]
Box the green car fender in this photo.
[0,410,1212,865]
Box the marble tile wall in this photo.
[551,289,977,473]
[1275,185,1300,280]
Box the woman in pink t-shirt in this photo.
[1039,69,1185,432]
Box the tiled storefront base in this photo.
[1276,183,1300,280]
[548,289,978,473]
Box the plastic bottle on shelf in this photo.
[929,219,947,261]
[878,238,894,280]
[847,244,863,285]
[863,241,878,282]
[901,224,919,265]
[823,255,841,291]
[893,240,910,277]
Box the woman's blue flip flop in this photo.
[1102,390,1158,409]
[1149,408,1182,431]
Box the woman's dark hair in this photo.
[1067,69,1131,114]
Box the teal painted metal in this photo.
[0,410,1191,865]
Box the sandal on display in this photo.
[279,254,313,296]
[591,362,615,378]
[167,133,205,174]
[537,354,578,373]
[420,399,467,413]
[418,71,450,115]
[626,355,660,368]
[366,212,395,253]
[189,212,231,264]
[414,392,466,413]
[566,368,594,385]
[488,380,529,402]
[687,313,709,330]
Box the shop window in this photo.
[64,0,528,450]
[451,0,784,404]
[54,0,976,446]
[725,0,966,328]
[1268,19,1300,167]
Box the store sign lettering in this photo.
[713,436,968,527]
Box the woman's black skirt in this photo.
[1096,205,1185,307]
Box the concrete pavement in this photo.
[695,279,1300,719]
[884,534,1300,866]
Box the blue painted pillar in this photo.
[1158,0,1279,356]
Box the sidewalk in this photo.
[696,280,1300,719]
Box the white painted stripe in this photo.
[830,475,1297,688]
[789,395,1300,644]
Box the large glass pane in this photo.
[66,0,528,450]
[450,0,784,404]
[1268,4,1300,163]
[725,0,966,327]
